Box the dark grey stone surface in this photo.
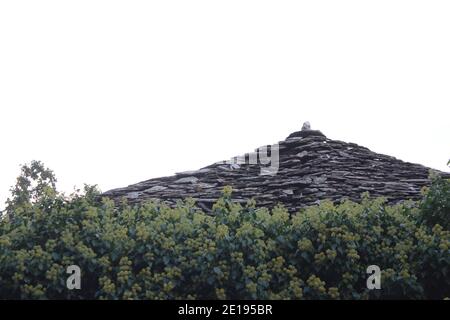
[103,129,450,212]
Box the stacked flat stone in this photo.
[103,129,450,213]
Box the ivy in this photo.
[0,181,448,299]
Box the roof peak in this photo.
[286,126,326,139]
[301,121,311,131]
[103,124,450,213]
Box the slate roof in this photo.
[103,128,450,212]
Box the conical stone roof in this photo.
[103,127,450,212]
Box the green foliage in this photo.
[0,181,449,300]
[419,173,450,230]
[5,161,58,218]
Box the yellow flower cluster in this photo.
[414,226,435,245]
[76,242,96,260]
[432,224,444,235]
[12,272,23,283]
[246,281,257,294]
[400,269,411,279]
[222,186,233,197]
[99,276,116,296]
[244,265,257,278]
[163,281,175,293]
[257,269,272,285]
[61,230,74,246]
[328,287,339,299]
[0,236,11,247]
[382,268,395,279]
[297,238,314,252]
[439,239,449,251]
[45,263,61,282]
[342,272,353,283]
[231,252,244,264]
[307,275,326,294]
[216,224,229,239]
[271,205,290,224]
[314,252,326,264]
[32,245,46,258]
[236,222,264,239]
[270,256,285,273]
[289,280,303,299]
[117,257,133,284]
[22,284,45,299]
[98,255,112,271]
[61,256,74,267]
[346,248,360,260]
[246,198,257,208]
[45,239,57,252]
[317,233,327,243]
[215,288,226,300]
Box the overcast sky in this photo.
[1,1,449,209]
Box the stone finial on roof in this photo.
[301,121,311,131]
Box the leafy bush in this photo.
[4,160,57,219]
[418,173,450,230]
[0,181,449,300]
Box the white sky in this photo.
[1,1,449,209]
